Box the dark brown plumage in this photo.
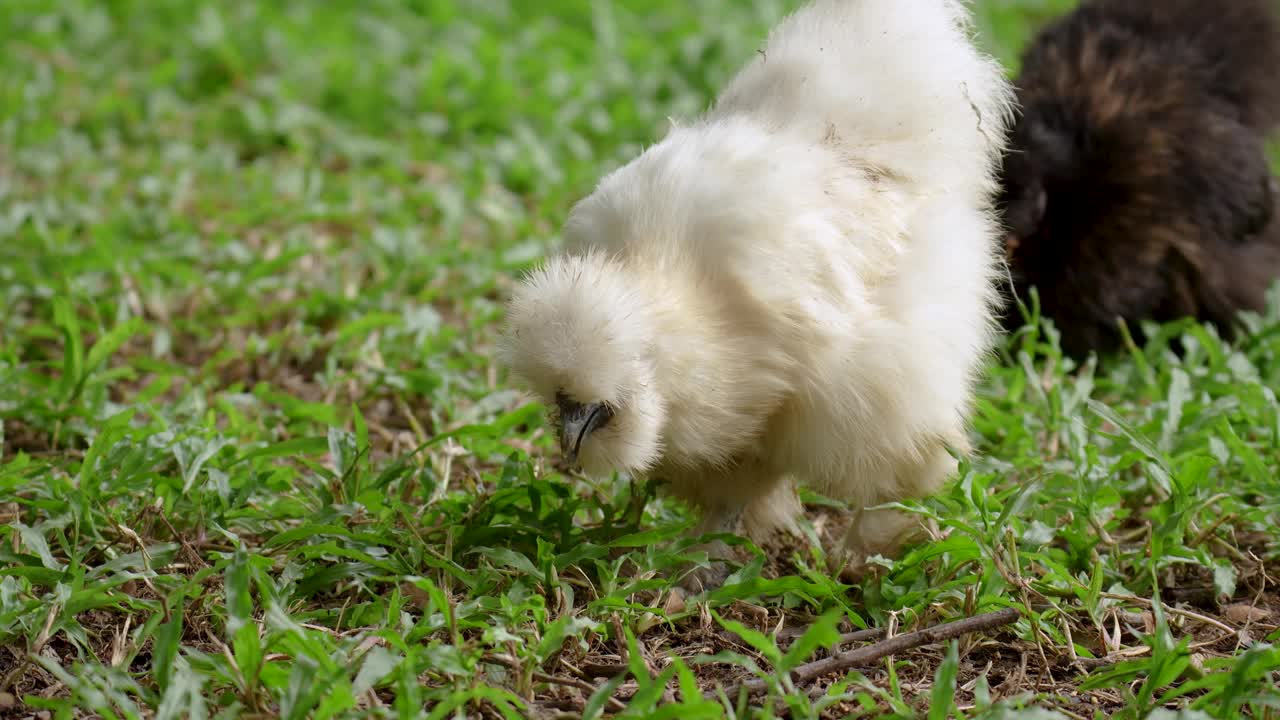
[998,0,1280,358]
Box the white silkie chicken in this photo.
[499,0,1015,591]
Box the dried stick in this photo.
[779,625,887,647]
[484,654,627,712]
[1098,592,1237,636]
[576,627,891,680]
[719,607,1022,698]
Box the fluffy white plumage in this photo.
[499,0,1015,588]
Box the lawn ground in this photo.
[3,0,1280,718]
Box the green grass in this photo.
[2,0,1279,717]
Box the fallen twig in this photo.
[1099,592,1237,637]
[716,607,1022,698]
[779,625,887,648]
[580,661,627,679]
[579,626,889,680]
[484,654,628,712]
[148,504,211,570]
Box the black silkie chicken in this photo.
[998,0,1280,358]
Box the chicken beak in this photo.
[556,396,613,468]
[1003,231,1020,259]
